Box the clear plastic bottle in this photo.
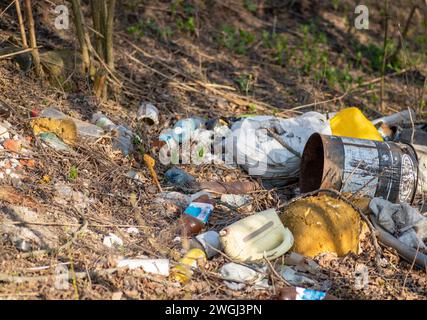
[40,107,105,138]
[178,194,214,236]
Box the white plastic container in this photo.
[219,209,294,262]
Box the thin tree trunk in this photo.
[380,0,389,113]
[105,0,116,72]
[99,0,107,60]
[15,0,28,48]
[23,0,42,76]
[69,0,91,73]
[90,0,103,57]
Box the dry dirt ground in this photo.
[0,0,426,299]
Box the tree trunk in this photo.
[90,0,104,57]
[15,0,28,48]
[105,0,116,72]
[69,0,91,73]
[23,0,43,77]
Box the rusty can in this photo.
[300,133,419,204]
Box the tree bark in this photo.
[15,0,28,48]
[69,0,91,73]
[105,0,116,72]
[90,0,103,57]
[23,0,43,76]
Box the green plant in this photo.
[236,74,254,95]
[332,0,340,10]
[177,16,196,34]
[244,0,257,13]
[126,19,173,40]
[219,25,255,54]
[262,31,290,65]
[247,103,257,113]
[69,165,78,180]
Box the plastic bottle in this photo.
[91,112,134,156]
[170,248,207,283]
[40,107,104,138]
[274,287,338,300]
[178,194,214,236]
[173,117,205,142]
[92,112,116,131]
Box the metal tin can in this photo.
[300,133,419,204]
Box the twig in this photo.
[266,128,301,158]
[401,240,421,294]
[0,268,117,284]
[389,5,417,63]
[263,256,291,286]
[0,0,15,19]
[0,47,35,60]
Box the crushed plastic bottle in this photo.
[170,248,207,283]
[92,112,116,131]
[91,112,134,156]
[40,107,104,139]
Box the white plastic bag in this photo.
[228,112,331,178]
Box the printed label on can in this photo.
[341,138,379,197]
[184,202,214,224]
[295,287,327,300]
[399,154,417,203]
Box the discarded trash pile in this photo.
[1,101,426,300]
